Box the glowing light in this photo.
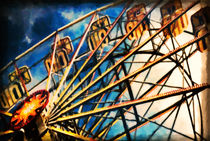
[10,90,49,130]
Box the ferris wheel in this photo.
[0,0,210,140]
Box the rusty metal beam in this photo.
[46,13,97,117]
[49,1,131,116]
[49,31,209,120]
[48,83,209,124]
[49,1,200,118]
[48,126,91,141]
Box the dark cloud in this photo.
[0,16,10,68]
[0,1,115,69]
[32,13,55,39]
[0,6,55,68]
[31,7,66,40]
[0,12,26,68]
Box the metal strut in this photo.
[49,30,209,121]
[48,83,209,124]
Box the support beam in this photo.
[50,2,131,115]
[0,130,14,136]
[46,33,58,91]
[48,83,209,124]
[97,48,199,138]
[47,13,96,116]
[49,32,209,120]
[48,126,92,141]
[50,1,201,117]
[0,110,12,117]
[111,92,203,140]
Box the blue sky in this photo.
[0,1,115,69]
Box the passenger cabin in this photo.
[0,82,25,109]
[44,36,73,73]
[8,66,32,84]
[160,0,188,39]
[51,36,73,54]
[87,16,111,51]
[191,7,210,52]
[125,3,148,40]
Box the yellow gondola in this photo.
[87,15,111,50]
[160,0,188,39]
[44,36,73,73]
[44,49,69,73]
[125,3,148,41]
[51,36,73,54]
[8,66,32,84]
[0,82,25,109]
[191,6,210,52]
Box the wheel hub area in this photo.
[10,90,49,131]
